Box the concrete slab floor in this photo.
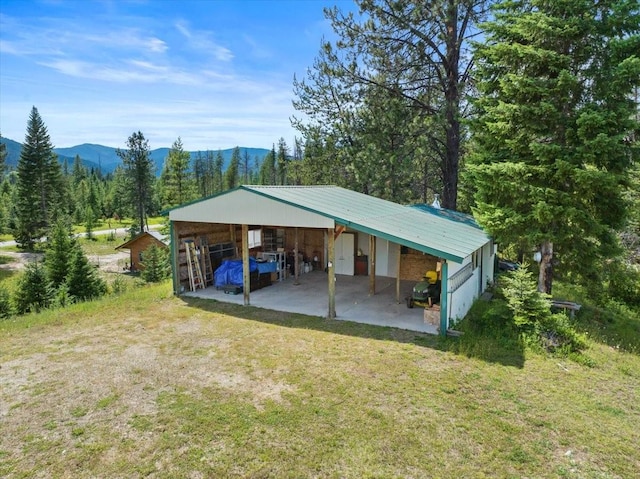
[182,270,440,334]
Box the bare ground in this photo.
[0,251,129,273]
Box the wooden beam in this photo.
[396,243,402,303]
[294,227,300,285]
[328,227,336,318]
[229,224,237,256]
[242,224,250,306]
[170,221,180,295]
[334,225,346,240]
[369,234,376,296]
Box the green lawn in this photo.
[1,283,638,478]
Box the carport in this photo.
[168,185,494,335]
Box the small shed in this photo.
[167,185,496,335]
[116,230,168,271]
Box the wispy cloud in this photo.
[0,2,330,149]
[175,20,233,62]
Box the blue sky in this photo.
[0,0,353,150]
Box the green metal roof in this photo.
[243,186,490,263]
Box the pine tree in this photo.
[0,132,7,175]
[117,131,155,233]
[140,244,171,283]
[259,145,277,185]
[65,245,106,302]
[293,1,490,208]
[468,0,640,293]
[13,261,54,314]
[224,147,240,190]
[14,107,64,249]
[276,138,289,185]
[161,137,193,207]
[213,151,224,193]
[44,218,75,286]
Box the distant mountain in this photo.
[0,137,86,171]
[0,138,270,175]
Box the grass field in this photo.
[1,282,638,478]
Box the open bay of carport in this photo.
[183,270,439,334]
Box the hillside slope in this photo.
[1,284,638,478]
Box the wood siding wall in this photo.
[399,249,439,281]
[174,221,328,290]
[128,236,167,271]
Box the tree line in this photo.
[0,111,298,248]
[292,0,639,300]
[1,0,639,304]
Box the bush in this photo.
[13,262,54,314]
[0,286,12,319]
[499,264,586,354]
[606,261,640,307]
[140,245,171,283]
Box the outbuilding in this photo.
[167,185,495,335]
[116,230,168,272]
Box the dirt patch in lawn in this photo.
[0,251,129,273]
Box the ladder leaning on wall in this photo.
[199,236,214,286]
[184,239,204,291]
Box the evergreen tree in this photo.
[0,285,11,319]
[213,151,224,193]
[0,132,7,175]
[13,261,54,314]
[65,245,106,302]
[276,138,289,185]
[293,0,490,208]
[45,217,75,286]
[224,147,241,190]
[468,0,640,293]
[14,107,64,249]
[117,131,155,233]
[162,137,193,207]
[241,150,251,184]
[140,244,171,283]
[259,145,277,185]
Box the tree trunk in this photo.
[442,0,460,211]
[538,240,553,294]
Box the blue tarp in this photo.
[214,258,258,288]
[257,261,277,274]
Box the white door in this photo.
[335,233,355,275]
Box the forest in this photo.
[0,0,638,319]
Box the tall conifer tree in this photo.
[14,107,63,249]
[117,131,154,233]
[468,0,640,293]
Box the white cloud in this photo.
[175,20,233,62]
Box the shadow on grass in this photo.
[181,296,526,368]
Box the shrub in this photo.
[13,261,54,314]
[140,245,171,283]
[499,263,586,354]
[66,246,107,302]
[606,261,640,307]
[0,286,12,319]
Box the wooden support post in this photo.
[242,224,250,306]
[229,224,237,255]
[439,260,448,336]
[368,235,376,296]
[294,227,300,285]
[170,222,180,295]
[396,243,402,303]
[327,227,336,319]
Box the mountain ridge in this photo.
[1,137,270,175]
